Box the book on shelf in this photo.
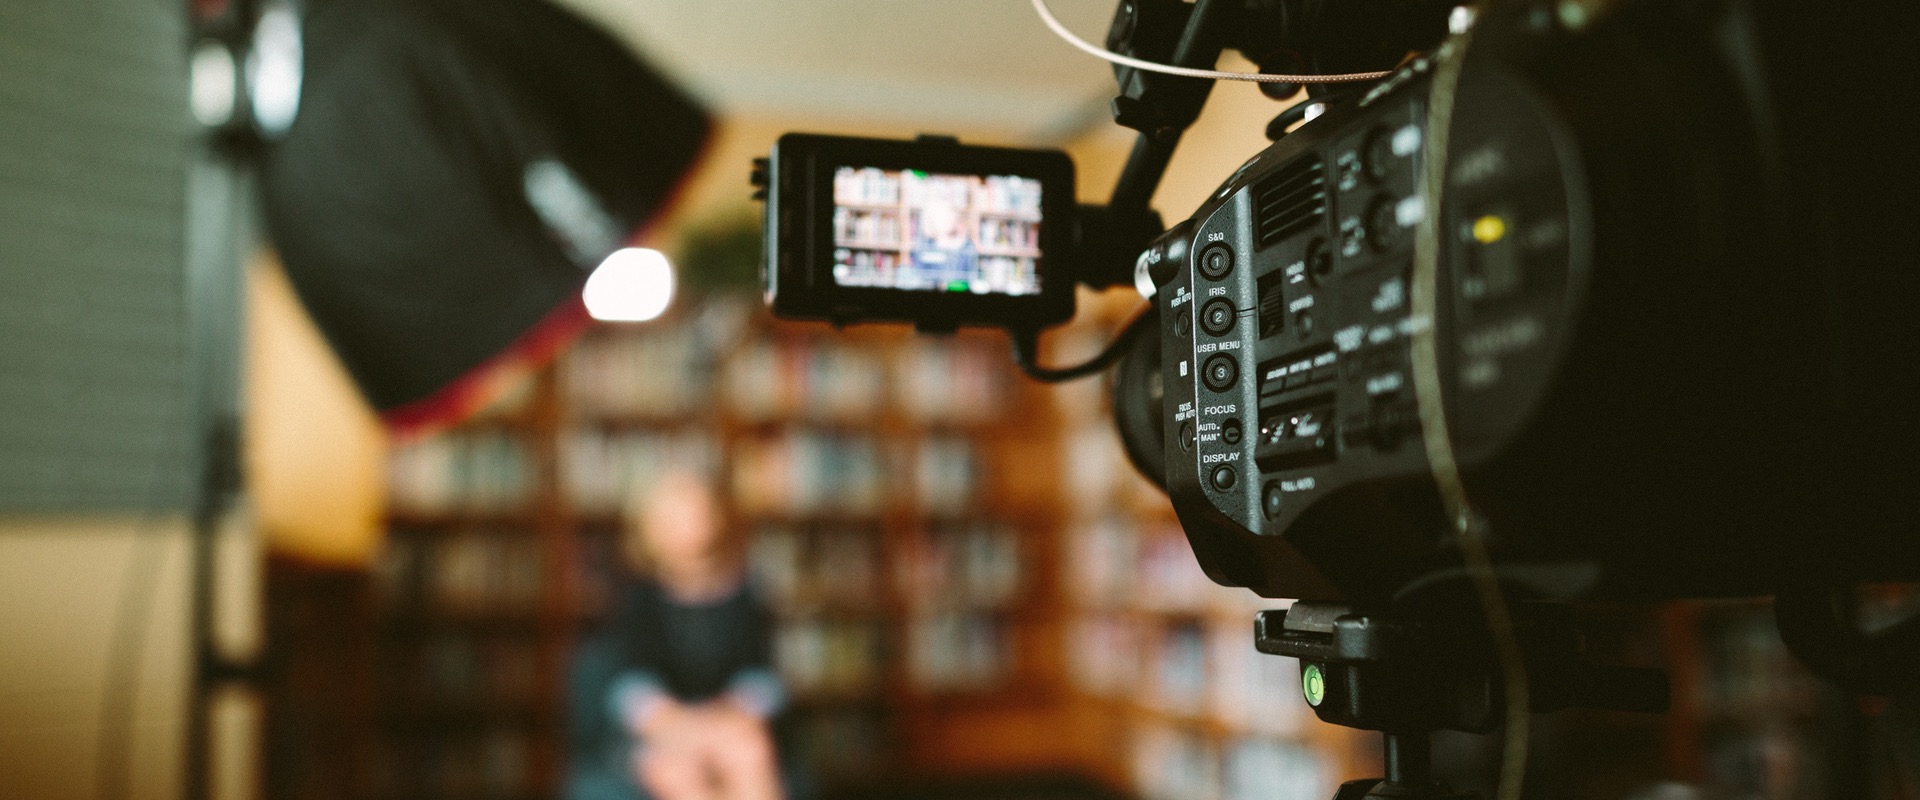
[775,618,884,697]
[896,338,1007,423]
[731,431,884,517]
[1132,723,1222,800]
[835,167,901,206]
[1139,526,1221,613]
[1208,619,1311,736]
[748,522,886,613]
[380,632,539,708]
[387,431,536,515]
[833,207,905,248]
[747,524,807,608]
[813,527,882,608]
[1069,613,1141,697]
[793,707,891,780]
[1222,737,1330,800]
[376,526,544,618]
[1063,424,1133,516]
[974,216,1038,250]
[372,528,422,610]
[1132,727,1333,800]
[974,174,1043,216]
[1068,516,1141,608]
[428,529,544,617]
[724,339,887,423]
[905,612,1012,692]
[896,521,1023,611]
[565,323,717,420]
[1152,621,1211,714]
[560,428,718,516]
[914,436,980,516]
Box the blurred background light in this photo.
[189,40,239,128]
[246,0,304,137]
[583,247,675,322]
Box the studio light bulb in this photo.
[189,41,239,128]
[248,0,305,138]
[583,247,675,322]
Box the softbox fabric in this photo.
[262,0,710,430]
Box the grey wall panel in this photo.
[0,0,195,511]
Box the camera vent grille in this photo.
[1254,156,1327,249]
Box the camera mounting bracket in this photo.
[1255,602,1670,799]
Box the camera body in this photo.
[759,0,1920,607]
[1131,0,1920,605]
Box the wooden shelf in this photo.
[385,510,540,528]
[375,613,546,635]
[269,299,1096,797]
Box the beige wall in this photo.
[0,518,195,800]
[245,256,388,568]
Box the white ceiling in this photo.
[553,0,1125,142]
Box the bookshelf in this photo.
[364,367,568,800]
[561,295,1079,787]
[298,293,1080,800]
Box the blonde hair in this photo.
[620,467,741,577]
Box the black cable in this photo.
[1010,304,1155,383]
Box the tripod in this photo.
[1254,602,1671,800]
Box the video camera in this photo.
[756,0,1918,793]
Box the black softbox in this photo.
[262,0,710,432]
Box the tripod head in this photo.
[1255,602,1670,799]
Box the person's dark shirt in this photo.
[607,577,780,707]
[566,576,787,800]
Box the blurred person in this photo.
[568,468,791,800]
[908,177,979,285]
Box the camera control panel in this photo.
[1149,60,1589,599]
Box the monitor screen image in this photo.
[830,166,1044,296]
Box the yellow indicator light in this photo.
[1472,215,1508,244]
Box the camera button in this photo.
[1202,354,1239,392]
[1210,465,1237,491]
[1262,482,1285,519]
[1367,195,1404,252]
[1200,298,1237,336]
[1199,245,1234,280]
[1364,128,1396,182]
